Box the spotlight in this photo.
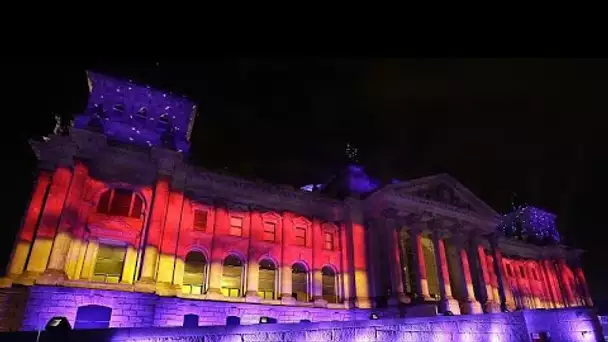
[502,307,510,313]
[444,311,454,316]
[45,317,71,332]
[259,316,277,324]
[370,313,379,320]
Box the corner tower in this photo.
[74,71,198,154]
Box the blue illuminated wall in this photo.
[73,72,197,154]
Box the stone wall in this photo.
[600,316,608,340]
[0,287,28,332]
[19,286,400,331]
[1,309,604,342]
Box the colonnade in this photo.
[370,215,593,315]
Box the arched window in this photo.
[221,255,243,298]
[292,263,308,302]
[322,266,337,303]
[97,188,144,218]
[74,305,112,329]
[258,259,276,299]
[182,251,207,295]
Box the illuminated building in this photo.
[0,72,595,332]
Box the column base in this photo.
[206,288,225,300]
[342,298,356,309]
[355,296,373,309]
[388,293,411,306]
[0,277,14,288]
[438,298,461,315]
[483,300,501,313]
[245,291,261,303]
[281,296,296,305]
[134,278,157,293]
[156,282,180,296]
[35,269,67,285]
[313,297,328,308]
[461,299,483,314]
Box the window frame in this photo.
[193,209,209,232]
[229,216,244,237]
[323,231,334,250]
[294,226,307,246]
[263,222,276,241]
[97,188,144,219]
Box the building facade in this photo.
[0,72,595,331]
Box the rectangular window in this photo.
[324,232,334,250]
[263,222,276,241]
[92,244,126,283]
[520,266,526,279]
[230,216,243,236]
[193,210,208,232]
[294,227,306,246]
[532,269,538,281]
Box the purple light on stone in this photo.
[498,206,560,243]
[74,71,197,154]
[345,164,381,194]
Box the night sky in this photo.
[5,59,607,311]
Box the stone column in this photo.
[207,205,227,299]
[542,259,563,308]
[537,259,555,308]
[470,235,500,313]
[346,198,371,308]
[156,171,186,295]
[5,170,51,280]
[411,227,431,301]
[339,221,355,308]
[557,259,576,307]
[136,175,171,291]
[452,235,482,314]
[386,218,408,305]
[42,161,89,284]
[489,234,512,311]
[280,211,295,305]
[24,166,73,282]
[245,210,262,302]
[312,218,327,307]
[432,229,460,314]
[573,264,593,307]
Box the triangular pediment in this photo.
[383,173,500,218]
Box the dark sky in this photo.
[5,59,608,310]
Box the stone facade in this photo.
[1,307,604,341]
[0,72,597,336]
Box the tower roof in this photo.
[74,71,198,154]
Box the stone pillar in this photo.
[339,221,355,308]
[489,234,512,311]
[346,198,371,308]
[537,259,555,308]
[453,235,482,314]
[542,259,563,308]
[280,211,295,305]
[573,264,593,307]
[557,259,576,306]
[207,205,227,299]
[24,166,73,282]
[470,235,500,313]
[121,245,138,284]
[137,175,171,291]
[311,218,327,307]
[5,170,51,280]
[80,240,99,280]
[432,230,460,314]
[41,161,89,284]
[386,219,408,305]
[156,174,186,295]
[411,228,431,301]
[245,259,260,302]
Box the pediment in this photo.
[385,173,500,218]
